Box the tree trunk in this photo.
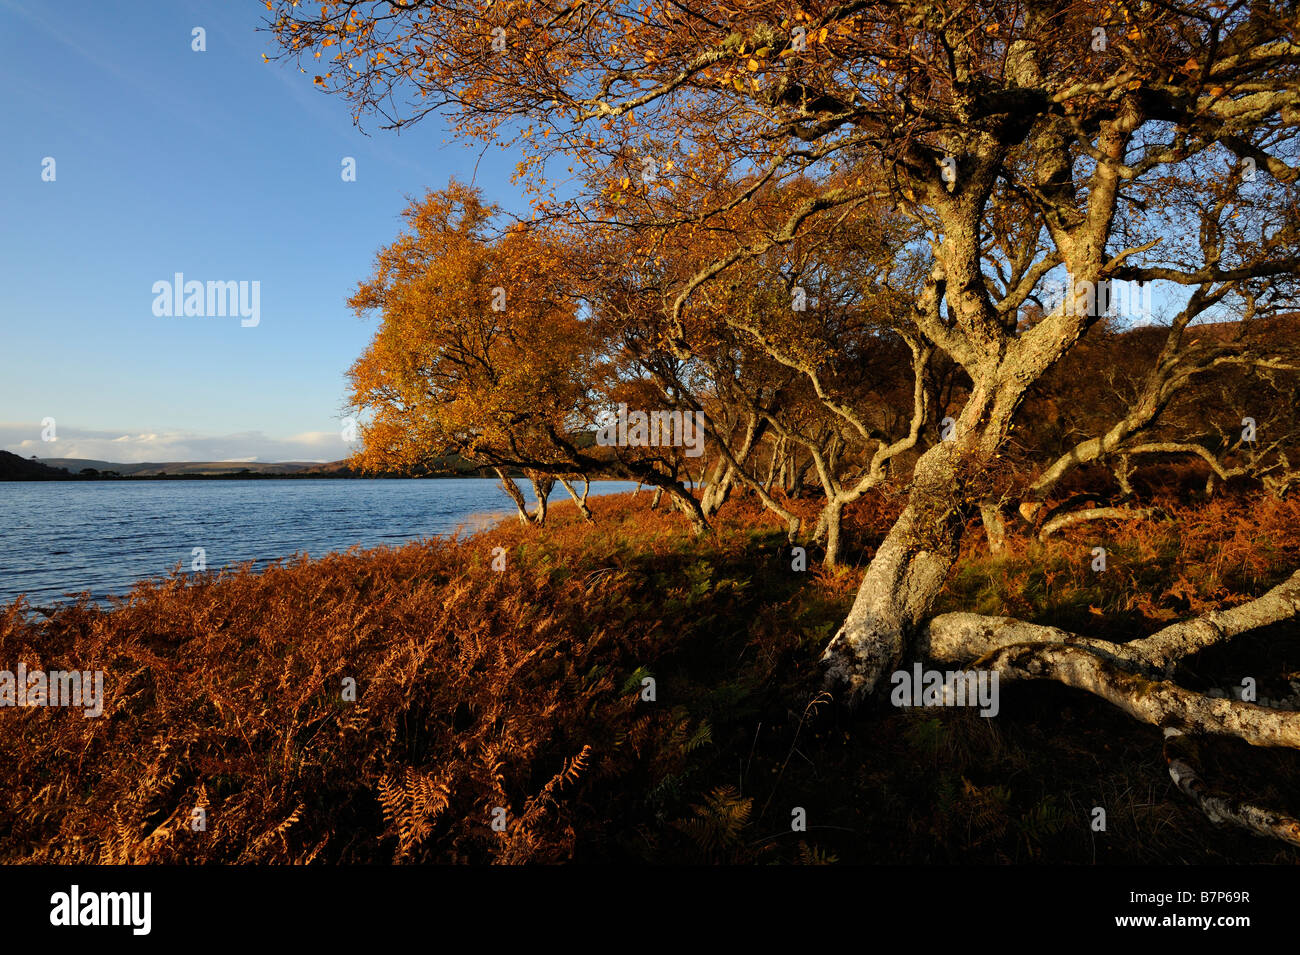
[557,476,594,522]
[661,481,709,535]
[495,468,533,525]
[820,442,968,706]
[700,462,735,517]
[1114,454,1135,499]
[790,455,811,499]
[980,501,1007,555]
[700,412,763,518]
[527,473,554,524]
[822,500,845,568]
[762,437,784,494]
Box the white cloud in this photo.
[0,423,355,464]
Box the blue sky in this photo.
[0,0,526,463]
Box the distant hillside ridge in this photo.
[0,451,71,480]
[36,458,326,477]
[0,454,515,480]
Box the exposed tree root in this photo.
[925,567,1300,677]
[917,569,1300,846]
[921,613,1158,673]
[971,642,1300,748]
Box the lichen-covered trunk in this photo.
[816,97,1127,706]
[820,361,1029,704]
[820,441,967,705]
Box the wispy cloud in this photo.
[0,423,354,464]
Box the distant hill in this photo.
[36,458,326,477]
[0,454,506,480]
[4,441,601,481]
[0,450,71,480]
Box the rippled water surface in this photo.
[0,478,636,607]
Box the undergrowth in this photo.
[2,490,1298,864]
